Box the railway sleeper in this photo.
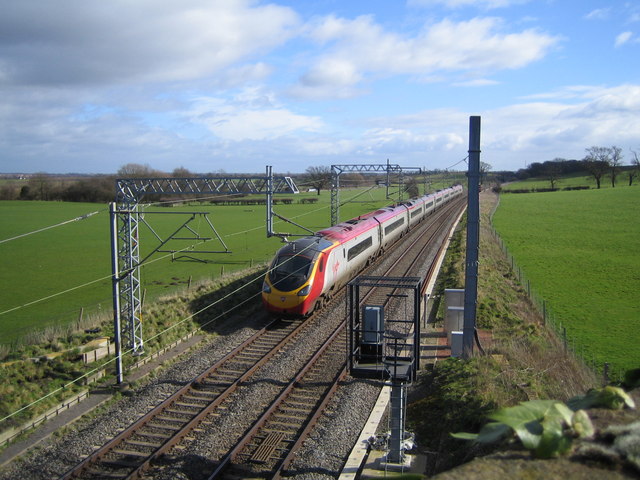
[125,438,163,448]
[100,457,141,469]
[155,414,188,424]
[268,419,304,429]
[283,399,315,408]
[145,421,182,431]
[173,400,206,409]
[280,405,311,414]
[111,448,150,458]
[182,391,217,401]
[164,406,199,415]
[85,467,129,479]
[135,431,173,441]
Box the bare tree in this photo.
[480,161,492,185]
[117,163,163,177]
[27,173,53,200]
[609,146,623,187]
[629,150,640,186]
[544,160,562,189]
[304,166,332,195]
[583,146,610,189]
[172,166,192,178]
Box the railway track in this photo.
[60,196,466,480]
[208,196,466,479]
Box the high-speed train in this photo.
[262,184,464,317]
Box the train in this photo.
[261,184,464,317]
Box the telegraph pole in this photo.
[463,116,481,357]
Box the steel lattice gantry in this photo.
[110,172,299,383]
[330,162,421,225]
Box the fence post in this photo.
[563,326,567,353]
[603,362,610,385]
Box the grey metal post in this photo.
[109,203,124,384]
[463,116,481,358]
[388,381,407,463]
[330,167,340,226]
[266,165,273,237]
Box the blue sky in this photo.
[0,0,638,174]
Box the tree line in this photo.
[516,146,640,189]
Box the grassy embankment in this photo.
[491,186,639,376]
[407,190,598,476]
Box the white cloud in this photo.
[187,90,323,141]
[0,0,299,86]
[584,8,611,21]
[408,0,528,9]
[453,78,501,87]
[615,31,634,47]
[293,16,559,98]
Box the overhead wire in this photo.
[0,184,387,319]
[0,182,406,424]
[0,240,317,427]
[0,210,104,245]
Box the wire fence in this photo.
[487,224,623,385]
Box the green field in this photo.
[492,186,640,374]
[500,171,637,191]
[0,181,459,345]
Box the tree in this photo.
[583,146,610,189]
[27,173,53,200]
[609,146,623,187]
[117,163,162,177]
[480,161,492,185]
[405,177,419,198]
[304,166,332,195]
[544,162,562,189]
[628,150,639,186]
[172,166,192,178]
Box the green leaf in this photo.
[450,432,479,441]
[569,387,636,411]
[572,409,595,439]
[551,402,574,426]
[476,422,512,444]
[535,422,573,458]
[451,422,512,444]
[488,400,556,429]
[513,420,543,450]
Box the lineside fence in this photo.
[488,196,621,385]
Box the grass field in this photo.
[492,186,640,374]
[500,171,637,191]
[0,180,458,345]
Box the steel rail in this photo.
[208,196,467,478]
[60,316,321,479]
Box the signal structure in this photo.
[330,160,422,225]
[110,167,298,383]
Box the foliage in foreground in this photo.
[452,386,635,459]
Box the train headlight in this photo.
[297,285,311,296]
[262,283,271,294]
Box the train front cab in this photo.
[262,236,334,317]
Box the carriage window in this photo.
[410,207,423,219]
[384,218,404,235]
[347,237,373,261]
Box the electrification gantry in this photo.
[110,169,298,383]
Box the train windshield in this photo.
[268,236,332,292]
[270,254,313,291]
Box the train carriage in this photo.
[262,184,463,317]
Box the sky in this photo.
[0,0,639,175]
